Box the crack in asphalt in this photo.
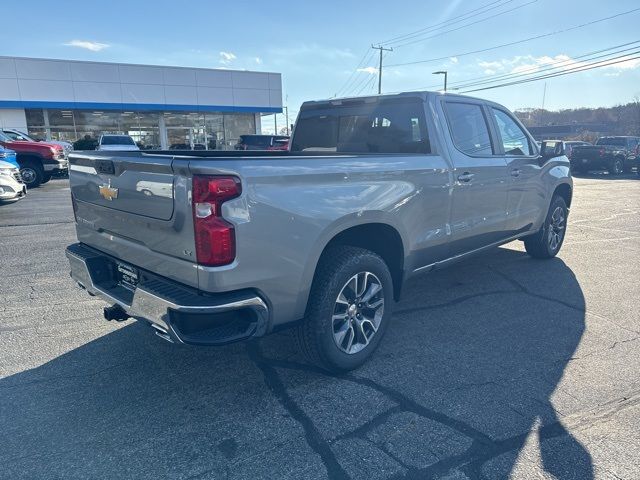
[252,351,640,480]
[245,342,350,480]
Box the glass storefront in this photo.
[24,108,257,150]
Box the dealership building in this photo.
[0,56,282,149]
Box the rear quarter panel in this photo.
[189,153,450,327]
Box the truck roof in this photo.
[300,91,494,110]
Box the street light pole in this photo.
[432,71,448,93]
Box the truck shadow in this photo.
[0,246,591,479]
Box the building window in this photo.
[24,108,258,150]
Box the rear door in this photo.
[441,100,509,256]
[489,107,544,235]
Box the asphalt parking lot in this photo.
[1,174,639,480]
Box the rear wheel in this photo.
[19,161,44,188]
[524,195,568,259]
[295,246,393,372]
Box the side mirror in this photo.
[540,140,565,160]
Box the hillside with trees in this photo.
[514,99,640,142]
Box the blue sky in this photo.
[2,0,640,129]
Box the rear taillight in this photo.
[192,175,241,266]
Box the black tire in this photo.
[524,195,568,259]
[19,161,44,188]
[608,157,624,176]
[295,246,394,372]
[41,173,52,184]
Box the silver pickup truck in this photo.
[66,92,572,371]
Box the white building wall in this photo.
[0,56,282,112]
[0,109,27,130]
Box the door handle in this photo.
[511,169,521,177]
[457,172,475,183]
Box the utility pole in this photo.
[432,71,448,93]
[371,44,393,94]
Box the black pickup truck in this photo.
[570,136,640,175]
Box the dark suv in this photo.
[234,135,289,151]
[571,136,640,175]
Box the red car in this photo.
[0,131,68,187]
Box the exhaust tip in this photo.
[103,304,130,322]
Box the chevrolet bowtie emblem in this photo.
[99,182,118,201]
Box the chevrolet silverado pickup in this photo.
[570,136,640,175]
[66,92,572,371]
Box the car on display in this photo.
[96,134,140,151]
[0,131,67,188]
[234,134,290,150]
[570,136,640,175]
[1,128,74,155]
[65,91,572,372]
[0,159,27,203]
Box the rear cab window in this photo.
[291,97,430,154]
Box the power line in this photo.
[461,51,640,93]
[378,0,513,45]
[386,7,640,67]
[334,48,376,98]
[382,41,640,94]
[449,40,640,90]
[390,0,537,48]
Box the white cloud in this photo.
[254,57,263,64]
[219,51,237,65]
[357,66,378,75]
[477,53,640,78]
[64,40,109,52]
[450,57,459,64]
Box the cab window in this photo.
[492,108,533,156]
[444,102,493,156]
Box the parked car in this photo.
[0,159,27,203]
[0,131,67,188]
[0,144,18,168]
[564,140,591,162]
[234,135,290,150]
[1,128,74,155]
[66,91,572,372]
[96,134,140,151]
[570,136,639,175]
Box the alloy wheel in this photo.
[548,206,566,252]
[332,271,384,355]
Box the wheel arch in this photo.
[553,182,573,209]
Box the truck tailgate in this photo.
[69,152,198,287]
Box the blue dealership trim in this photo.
[0,100,282,114]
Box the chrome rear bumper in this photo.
[66,243,269,345]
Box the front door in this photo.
[441,100,510,256]
[489,107,544,235]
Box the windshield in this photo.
[4,130,34,141]
[101,135,136,145]
[596,137,626,146]
[0,131,12,142]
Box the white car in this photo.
[97,134,140,151]
[0,160,27,202]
